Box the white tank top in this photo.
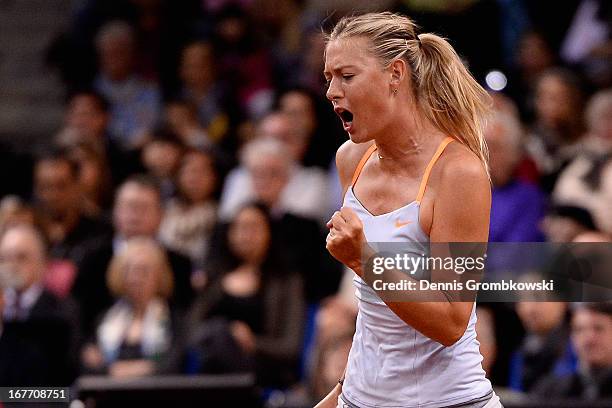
[342,138,492,408]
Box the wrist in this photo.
[350,244,375,277]
[333,381,343,395]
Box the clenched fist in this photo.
[326,207,371,277]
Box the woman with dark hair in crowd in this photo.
[159,147,219,270]
[277,86,345,170]
[186,202,305,388]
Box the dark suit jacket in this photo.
[3,289,79,385]
[73,239,194,338]
[534,369,612,400]
[48,214,113,264]
[0,322,51,386]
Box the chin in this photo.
[347,130,372,144]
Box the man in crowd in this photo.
[0,224,78,385]
[534,302,612,400]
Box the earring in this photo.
[393,89,398,95]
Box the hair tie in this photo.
[406,37,422,50]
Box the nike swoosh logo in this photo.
[395,220,412,228]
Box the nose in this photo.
[326,77,342,103]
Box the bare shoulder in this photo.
[437,142,490,195]
[335,140,375,191]
[428,141,491,242]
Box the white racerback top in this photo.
[341,137,492,408]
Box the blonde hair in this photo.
[106,237,174,299]
[327,12,491,177]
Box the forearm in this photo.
[386,300,470,346]
[354,251,471,346]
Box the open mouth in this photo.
[334,107,354,130]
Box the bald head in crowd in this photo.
[241,138,293,208]
[484,109,524,187]
[0,224,47,292]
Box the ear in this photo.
[389,59,407,87]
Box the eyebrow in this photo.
[323,65,357,76]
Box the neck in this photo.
[132,301,149,317]
[374,110,446,172]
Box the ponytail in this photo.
[415,33,491,178]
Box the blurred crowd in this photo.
[0,0,610,406]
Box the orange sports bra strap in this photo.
[415,136,455,203]
[350,144,378,186]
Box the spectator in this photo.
[178,41,234,145]
[159,148,219,270]
[505,31,556,121]
[0,263,52,386]
[140,128,185,203]
[510,301,574,392]
[0,224,79,385]
[33,150,112,265]
[486,108,547,242]
[213,5,274,119]
[65,141,114,216]
[525,68,586,192]
[81,238,177,377]
[59,91,143,187]
[73,175,194,338]
[277,87,344,170]
[220,115,331,224]
[187,203,304,387]
[94,20,161,150]
[553,89,612,233]
[534,302,612,400]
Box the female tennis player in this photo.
[317,12,502,408]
